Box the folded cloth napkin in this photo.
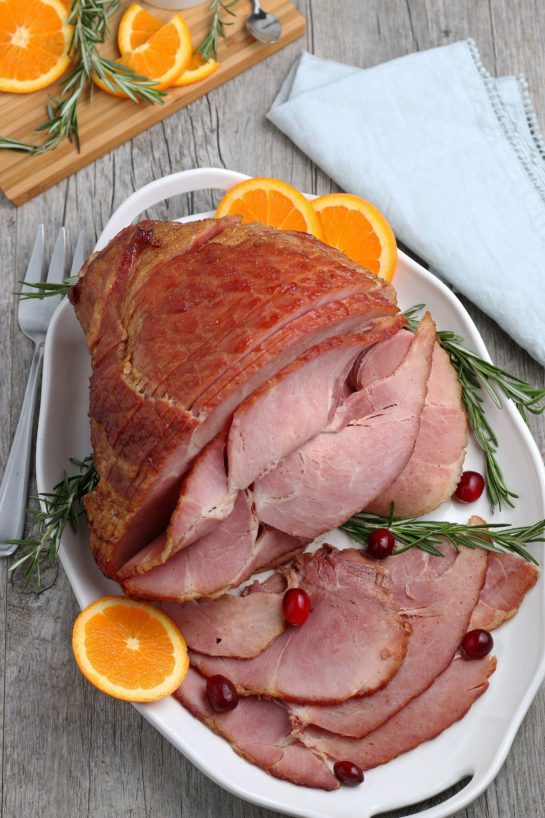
[267,40,545,366]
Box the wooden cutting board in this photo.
[0,0,305,205]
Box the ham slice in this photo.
[72,219,402,576]
[299,656,496,770]
[191,547,409,704]
[470,552,539,631]
[253,314,436,538]
[368,340,467,516]
[121,498,307,601]
[290,543,488,737]
[164,590,285,658]
[174,668,338,790]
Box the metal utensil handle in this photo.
[0,343,44,554]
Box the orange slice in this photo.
[72,597,189,702]
[95,13,192,96]
[312,193,398,281]
[312,193,397,281]
[0,0,72,94]
[215,177,323,238]
[173,52,219,87]
[118,2,163,53]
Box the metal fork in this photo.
[0,226,86,555]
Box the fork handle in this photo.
[0,343,44,555]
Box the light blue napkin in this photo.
[267,40,545,366]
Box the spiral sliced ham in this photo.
[174,668,338,790]
[191,547,408,704]
[71,218,402,576]
[290,543,488,737]
[470,551,539,630]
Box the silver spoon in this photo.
[246,0,282,44]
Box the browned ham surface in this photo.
[253,315,435,537]
[299,656,496,770]
[470,551,539,631]
[368,340,467,516]
[290,543,487,737]
[164,590,285,658]
[175,668,338,790]
[191,547,408,704]
[71,219,402,576]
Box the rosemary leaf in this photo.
[16,278,77,299]
[8,456,98,589]
[342,511,543,565]
[404,304,545,510]
[0,0,164,156]
[197,0,237,62]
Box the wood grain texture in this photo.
[0,0,544,816]
[0,0,305,205]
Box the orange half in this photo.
[312,193,398,281]
[95,13,192,96]
[72,597,189,702]
[215,177,323,238]
[0,0,72,93]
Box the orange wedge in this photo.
[215,177,323,238]
[173,52,219,87]
[72,597,189,702]
[312,193,397,281]
[0,0,72,94]
[95,13,192,96]
[118,2,163,53]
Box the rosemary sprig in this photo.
[197,0,237,62]
[16,277,77,300]
[0,0,164,156]
[404,304,545,511]
[342,510,544,565]
[7,456,98,588]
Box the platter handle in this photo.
[96,167,249,250]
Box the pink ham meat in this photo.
[299,655,496,770]
[227,333,381,492]
[191,547,409,704]
[368,340,467,516]
[174,668,338,790]
[71,218,402,577]
[253,314,436,538]
[290,543,488,737]
[470,552,539,631]
[120,496,307,601]
[123,433,237,575]
[164,590,285,658]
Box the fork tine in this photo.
[46,227,66,285]
[69,231,86,279]
[23,224,45,284]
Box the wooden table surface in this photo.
[1,1,544,816]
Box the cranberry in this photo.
[366,528,395,559]
[460,629,494,659]
[206,674,239,712]
[333,760,364,786]
[454,471,485,503]
[282,588,311,626]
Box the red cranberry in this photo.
[333,760,364,786]
[282,588,311,626]
[206,675,239,712]
[454,471,485,503]
[460,629,494,659]
[367,528,395,559]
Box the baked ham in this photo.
[175,667,338,790]
[191,547,409,704]
[70,219,403,576]
[470,551,539,630]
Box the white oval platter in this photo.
[36,167,545,818]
